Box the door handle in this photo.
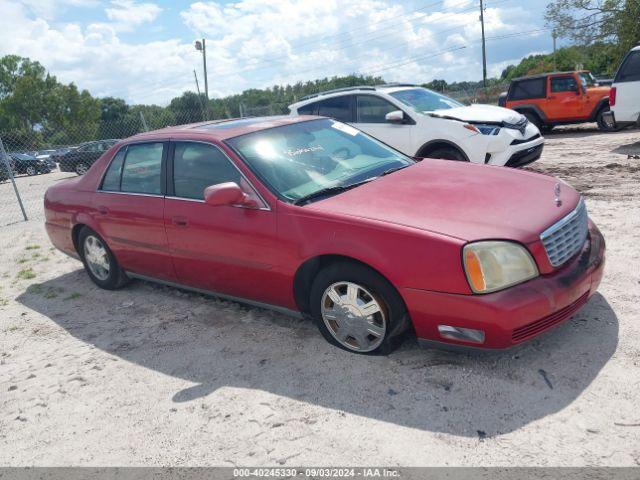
[97,206,108,215]
[548,95,557,99]
[172,216,189,228]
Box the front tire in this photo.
[427,147,467,162]
[78,227,129,290]
[310,262,409,354]
[26,165,36,176]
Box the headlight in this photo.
[463,241,538,293]
[464,124,501,135]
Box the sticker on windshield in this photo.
[331,122,359,137]
[284,145,324,157]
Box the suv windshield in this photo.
[578,72,597,88]
[389,88,462,112]
[226,118,413,203]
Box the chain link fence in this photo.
[0,110,205,227]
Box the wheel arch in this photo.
[589,97,610,121]
[293,254,406,315]
[415,139,469,161]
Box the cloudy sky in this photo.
[1,0,556,105]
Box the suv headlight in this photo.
[463,241,538,294]
[465,124,501,135]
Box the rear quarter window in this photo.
[615,51,640,83]
[315,96,353,122]
[509,78,546,101]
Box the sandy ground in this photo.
[1,125,639,466]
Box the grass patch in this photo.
[27,284,44,294]
[25,245,40,251]
[31,252,41,259]
[17,258,29,264]
[6,325,19,332]
[43,290,58,299]
[17,268,36,280]
[0,298,8,307]
[64,292,82,301]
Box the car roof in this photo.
[290,84,420,107]
[512,71,589,81]
[129,115,322,142]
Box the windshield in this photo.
[389,88,463,112]
[226,118,413,202]
[578,72,597,88]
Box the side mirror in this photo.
[204,182,260,209]
[385,110,405,123]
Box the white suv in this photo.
[605,45,640,129]
[289,85,544,167]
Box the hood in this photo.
[306,160,580,244]
[586,85,610,96]
[430,104,525,125]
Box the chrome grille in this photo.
[540,199,588,267]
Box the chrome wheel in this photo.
[76,163,88,175]
[26,166,36,176]
[83,235,110,281]
[321,281,387,352]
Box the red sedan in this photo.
[44,116,605,354]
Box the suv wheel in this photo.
[522,112,544,131]
[26,165,37,176]
[427,147,467,161]
[596,106,616,132]
[310,261,409,354]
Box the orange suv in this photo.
[499,71,613,131]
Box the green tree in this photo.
[546,0,640,69]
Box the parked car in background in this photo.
[58,139,119,175]
[0,161,9,182]
[499,71,613,131]
[44,116,604,354]
[289,85,544,168]
[9,153,52,176]
[604,45,640,130]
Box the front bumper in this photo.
[505,143,544,168]
[403,222,605,349]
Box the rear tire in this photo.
[78,227,129,290]
[26,165,36,176]
[426,146,467,162]
[596,106,616,132]
[310,261,410,355]
[522,112,546,131]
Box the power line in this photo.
[125,0,513,100]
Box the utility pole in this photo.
[479,0,487,88]
[552,30,558,70]
[193,69,207,121]
[194,39,209,119]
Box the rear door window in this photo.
[297,102,318,115]
[356,95,397,123]
[509,78,546,100]
[120,143,164,195]
[316,96,353,122]
[616,51,640,83]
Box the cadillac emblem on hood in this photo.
[554,182,562,206]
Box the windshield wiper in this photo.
[379,164,411,177]
[293,178,374,206]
